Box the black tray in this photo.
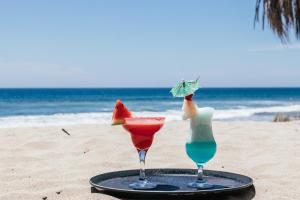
[90,168,255,199]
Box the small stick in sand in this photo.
[61,128,71,136]
[56,191,62,195]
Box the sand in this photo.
[0,120,299,200]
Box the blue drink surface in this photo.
[185,141,216,165]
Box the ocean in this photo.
[0,88,300,127]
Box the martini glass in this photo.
[123,117,165,190]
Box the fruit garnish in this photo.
[112,99,132,125]
[185,94,193,101]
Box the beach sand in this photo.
[0,121,299,200]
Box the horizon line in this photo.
[0,86,300,89]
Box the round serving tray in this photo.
[90,168,254,199]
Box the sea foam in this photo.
[0,104,299,128]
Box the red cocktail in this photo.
[123,117,165,151]
[112,100,165,190]
[123,117,165,189]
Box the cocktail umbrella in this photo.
[170,78,200,97]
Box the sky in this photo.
[0,0,299,88]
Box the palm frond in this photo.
[255,0,300,42]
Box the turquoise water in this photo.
[0,88,300,118]
[185,141,217,165]
[0,88,300,127]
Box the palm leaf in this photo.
[255,0,300,41]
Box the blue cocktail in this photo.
[186,141,216,164]
[183,98,217,189]
[171,79,217,189]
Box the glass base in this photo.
[187,180,213,189]
[129,180,157,190]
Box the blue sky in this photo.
[0,1,299,87]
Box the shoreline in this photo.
[0,118,299,129]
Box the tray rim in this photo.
[90,168,253,195]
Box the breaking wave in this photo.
[0,104,299,128]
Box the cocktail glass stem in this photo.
[197,164,204,181]
[129,149,156,190]
[187,164,213,189]
[138,150,147,181]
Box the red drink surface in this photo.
[123,117,165,151]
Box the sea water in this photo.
[186,141,216,165]
[0,88,300,127]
